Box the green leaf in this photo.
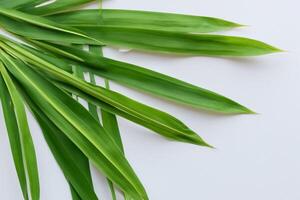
[30,41,253,114]
[77,26,281,56]
[1,39,211,147]
[48,9,242,33]
[68,44,97,200]
[0,7,279,57]
[70,186,82,200]
[0,0,36,9]
[19,0,96,16]
[0,75,29,200]
[0,7,102,45]
[0,61,39,200]
[0,7,279,56]
[59,81,211,147]
[89,45,124,150]
[89,45,122,200]
[20,87,98,200]
[0,52,148,200]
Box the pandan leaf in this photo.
[78,26,281,56]
[0,61,39,200]
[0,7,102,44]
[30,40,253,114]
[0,38,210,147]
[90,45,122,200]
[21,89,98,200]
[0,75,29,200]
[0,8,279,56]
[48,9,242,33]
[0,53,148,200]
[3,38,209,146]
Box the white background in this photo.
[1,0,300,199]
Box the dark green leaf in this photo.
[0,60,39,200]
[20,87,98,200]
[0,75,29,200]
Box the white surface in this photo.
[1,0,300,199]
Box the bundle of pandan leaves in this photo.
[0,1,280,200]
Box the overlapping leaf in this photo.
[29,41,252,114]
[0,38,211,146]
[0,61,39,200]
[0,7,279,56]
[89,45,124,200]
[21,77,97,200]
[23,92,98,200]
[0,7,102,44]
[0,53,148,200]
[0,1,281,200]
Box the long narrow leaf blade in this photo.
[0,75,29,200]
[48,9,242,33]
[77,26,281,56]
[0,61,39,200]
[57,81,210,146]
[30,41,252,114]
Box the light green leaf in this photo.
[48,9,242,33]
[78,26,281,56]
